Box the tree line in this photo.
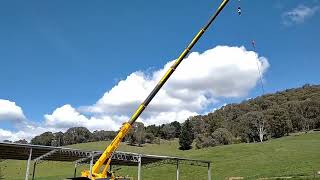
[184,84,320,149]
[5,84,320,150]
[13,121,182,147]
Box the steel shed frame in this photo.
[0,142,212,180]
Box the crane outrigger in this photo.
[76,0,230,179]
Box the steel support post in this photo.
[74,163,77,178]
[25,148,32,180]
[31,162,36,180]
[89,152,94,178]
[137,155,142,180]
[176,160,180,180]
[208,163,211,180]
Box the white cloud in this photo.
[0,99,26,123]
[0,99,60,141]
[0,45,270,142]
[44,104,121,132]
[44,104,89,129]
[282,4,319,25]
[0,129,15,141]
[83,45,269,126]
[0,126,53,142]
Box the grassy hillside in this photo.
[1,132,320,179]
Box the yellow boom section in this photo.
[92,123,131,173]
[81,0,229,179]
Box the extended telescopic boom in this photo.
[82,0,230,179]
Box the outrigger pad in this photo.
[67,177,91,180]
[67,178,112,180]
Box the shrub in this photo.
[145,133,155,144]
[195,134,215,149]
[211,128,233,145]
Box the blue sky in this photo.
[0,0,319,141]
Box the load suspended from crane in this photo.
[237,0,242,15]
[76,0,230,179]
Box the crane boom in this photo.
[81,0,229,179]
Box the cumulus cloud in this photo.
[0,99,26,123]
[0,129,15,141]
[0,99,53,141]
[45,104,90,129]
[44,104,121,131]
[282,4,319,25]
[82,45,269,126]
[0,125,55,142]
[0,45,270,141]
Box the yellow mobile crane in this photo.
[77,0,229,179]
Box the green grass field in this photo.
[1,131,320,180]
